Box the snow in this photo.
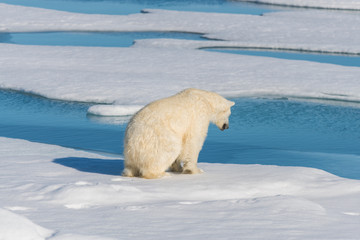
[1,1,360,239]
[0,208,54,240]
[240,0,360,10]
[0,137,359,239]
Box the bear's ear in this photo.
[228,100,235,107]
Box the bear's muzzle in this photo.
[221,123,229,131]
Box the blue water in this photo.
[205,48,360,68]
[0,90,125,153]
[0,31,206,47]
[203,98,360,179]
[1,90,359,179]
[0,0,277,15]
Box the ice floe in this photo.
[1,43,360,116]
[87,104,143,116]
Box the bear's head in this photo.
[211,99,235,131]
[181,88,235,131]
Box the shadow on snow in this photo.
[53,157,124,176]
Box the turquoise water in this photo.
[0,31,206,47]
[1,90,359,179]
[0,0,276,15]
[204,98,360,179]
[0,90,125,153]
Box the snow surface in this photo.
[1,2,360,239]
[0,208,53,240]
[240,0,360,10]
[0,137,359,239]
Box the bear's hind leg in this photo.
[169,158,183,173]
[122,165,140,177]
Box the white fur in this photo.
[122,88,235,179]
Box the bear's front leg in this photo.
[180,143,204,175]
[182,161,204,174]
[180,125,207,175]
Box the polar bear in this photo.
[122,88,235,179]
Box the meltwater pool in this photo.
[0,0,279,15]
[0,31,207,48]
[205,48,360,68]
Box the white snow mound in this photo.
[0,208,54,240]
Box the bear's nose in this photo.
[221,123,229,131]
